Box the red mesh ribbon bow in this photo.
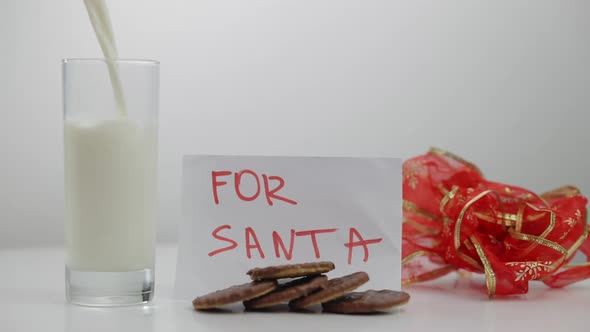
[402,148,590,296]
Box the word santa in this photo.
[208,170,383,264]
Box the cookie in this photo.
[322,290,410,314]
[289,271,369,309]
[192,280,278,310]
[247,261,335,280]
[244,275,329,309]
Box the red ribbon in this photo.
[402,148,589,296]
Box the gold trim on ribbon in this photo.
[541,186,582,200]
[402,265,456,286]
[501,212,518,223]
[526,212,547,222]
[402,250,439,265]
[439,185,459,216]
[470,235,496,297]
[473,211,517,226]
[525,203,556,238]
[510,203,557,260]
[429,147,483,175]
[458,251,483,270]
[473,211,495,223]
[403,218,440,235]
[403,200,443,222]
[508,229,568,257]
[566,219,588,260]
[564,262,590,269]
[515,203,526,233]
[455,190,494,250]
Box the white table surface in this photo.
[1,246,587,332]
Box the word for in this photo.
[212,170,298,206]
[208,226,383,264]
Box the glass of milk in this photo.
[63,58,159,306]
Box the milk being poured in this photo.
[64,0,156,271]
[83,0,127,115]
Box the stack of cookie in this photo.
[192,261,410,314]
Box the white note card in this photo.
[174,156,402,299]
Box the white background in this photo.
[1,0,589,248]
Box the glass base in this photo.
[66,267,154,306]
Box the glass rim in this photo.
[62,58,160,65]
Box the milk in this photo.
[64,118,157,271]
[83,0,127,116]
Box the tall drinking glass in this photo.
[63,59,159,306]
